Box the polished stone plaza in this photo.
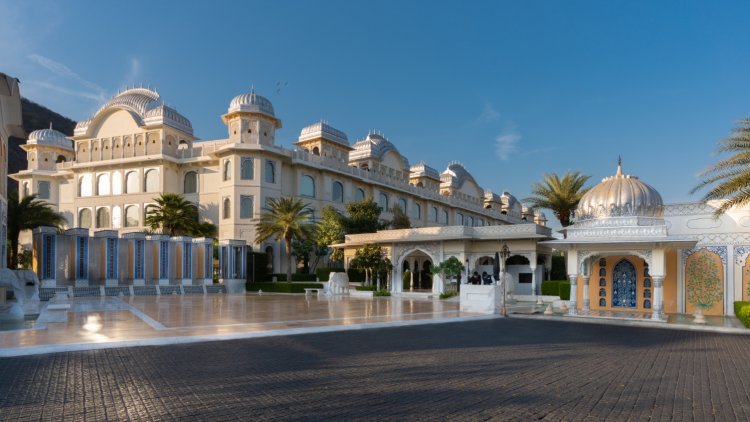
[0,294,476,356]
[1,317,749,421]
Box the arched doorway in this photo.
[505,254,532,295]
[399,250,433,292]
[612,259,637,308]
[475,256,495,277]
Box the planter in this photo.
[694,308,707,324]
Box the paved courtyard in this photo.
[1,318,749,421]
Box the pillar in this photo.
[170,236,193,285]
[33,226,58,287]
[147,234,170,286]
[65,228,89,287]
[193,237,214,285]
[122,232,146,286]
[568,274,578,315]
[219,239,247,294]
[582,276,590,312]
[652,276,664,320]
[94,230,119,286]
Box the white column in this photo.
[652,276,664,320]
[582,276,590,312]
[568,274,578,315]
[530,263,539,303]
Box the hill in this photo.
[7,98,77,193]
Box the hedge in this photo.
[246,282,323,293]
[550,255,566,280]
[558,281,571,300]
[262,273,318,282]
[541,280,571,299]
[735,301,750,328]
[355,285,377,291]
[373,290,391,297]
[315,267,343,282]
[347,268,366,283]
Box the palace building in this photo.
[9,86,543,277]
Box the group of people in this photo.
[467,271,495,285]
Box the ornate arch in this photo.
[393,243,440,271]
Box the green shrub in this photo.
[262,273,318,282]
[735,301,750,328]
[347,268,366,283]
[373,290,391,297]
[558,281,571,300]
[402,271,411,290]
[439,291,458,299]
[551,255,566,280]
[246,282,323,293]
[541,281,560,296]
[355,285,377,291]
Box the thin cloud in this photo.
[122,57,141,87]
[495,130,520,160]
[477,101,501,123]
[27,53,106,94]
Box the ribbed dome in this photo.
[228,89,275,117]
[28,127,72,150]
[576,160,663,220]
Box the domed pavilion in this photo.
[543,159,698,320]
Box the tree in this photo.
[255,196,316,282]
[344,197,386,234]
[7,192,65,268]
[523,171,591,229]
[145,193,199,236]
[389,204,411,229]
[189,221,218,238]
[430,256,465,285]
[316,206,346,263]
[291,239,326,273]
[349,244,388,287]
[691,118,750,216]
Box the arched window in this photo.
[240,196,253,219]
[355,188,365,201]
[184,171,197,194]
[56,155,66,163]
[223,160,232,181]
[312,146,320,156]
[241,157,253,180]
[111,171,122,195]
[96,173,110,196]
[223,197,231,219]
[265,160,275,183]
[399,198,407,212]
[441,210,449,224]
[37,181,50,199]
[79,208,92,228]
[467,216,473,226]
[144,204,156,224]
[22,182,29,198]
[413,203,421,219]
[125,205,139,227]
[430,206,438,222]
[378,192,389,210]
[125,171,138,193]
[332,181,344,203]
[144,169,158,192]
[112,206,122,229]
[457,213,464,225]
[96,207,110,228]
[301,175,316,197]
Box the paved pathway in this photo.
[1,318,749,421]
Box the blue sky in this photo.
[2,0,750,226]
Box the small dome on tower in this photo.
[27,127,73,150]
[576,158,663,220]
[228,88,275,117]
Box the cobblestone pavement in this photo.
[1,318,749,421]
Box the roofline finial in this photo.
[616,155,623,176]
[49,122,52,130]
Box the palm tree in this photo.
[523,171,591,228]
[691,118,750,216]
[255,196,316,282]
[145,193,199,236]
[7,192,65,268]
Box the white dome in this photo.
[228,89,275,117]
[27,128,72,150]
[576,160,663,220]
